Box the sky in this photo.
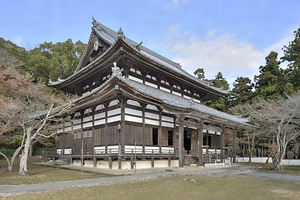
[1,0,300,87]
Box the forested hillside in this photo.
[0,38,85,159]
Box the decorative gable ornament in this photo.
[111,62,123,77]
[118,27,125,40]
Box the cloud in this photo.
[165,0,189,8]
[162,26,264,87]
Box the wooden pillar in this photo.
[220,126,225,162]
[141,103,146,154]
[104,102,109,153]
[233,128,237,163]
[158,107,162,154]
[178,115,185,168]
[120,97,126,152]
[118,143,122,170]
[118,97,126,170]
[108,156,112,169]
[151,153,154,168]
[131,156,134,169]
[80,112,84,166]
[93,156,97,167]
[197,120,203,166]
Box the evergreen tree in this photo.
[254,51,283,101]
[211,71,229,90]
[194,68,205,80]
[203,72,230,111]
[282,27,300,92]
[26,39,86,83]
[230,77,253,106]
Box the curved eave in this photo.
[90,20,228,96]
[73,74,255,130]
[117,40,227,97]
[50,36,227,97]
[119,78,255,129]
[48,39,126,92]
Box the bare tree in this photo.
[0,63,73,175]
[250,94,300,171]
[18,103,72,175]
[230,104,261,162]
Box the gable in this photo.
[75,30,111,72]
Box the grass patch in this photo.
[5,175,300,200]
[279,165,300,175]
[0,158,114,185]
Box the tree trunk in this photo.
[29,143,33,157]
[0,145,24,172]
[272,154,281,171]
[272,150,284,171]
[0,152,12,172]
[266,154,270,164]
[10,146,23,172]
[19,127,32,176]
[248,145,252,163]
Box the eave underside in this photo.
[50,39,226,98]
[72,76,255,130]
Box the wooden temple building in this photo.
[49,19,255,169]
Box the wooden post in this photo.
[81,138,84,166]
[120,97,126,153]
[93,156,96,167]
[158,107,162,154]
[134,140,137,173]
[131,156,134,169]
[118,143,122,170]
[197,120,203,166]
[142,103,146,154]
[220,126,225,163]
[69,156,72,165]
[233,128,236,163]
[151,150,154,168]
[108,156,112,169]
[178,115,184,168]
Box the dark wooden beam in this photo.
[197,120,204,166]
[178,115,185,168]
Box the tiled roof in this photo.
[76,66,252,128]
[92,20,227,94]
[121,77,251,127]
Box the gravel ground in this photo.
[0,164,292,197]
[246,172,300,182]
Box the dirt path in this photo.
[0,165,266,197]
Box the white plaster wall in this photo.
[153,160,169,168]
[281,159,300,166]
[134,160,151,169]
[121,161,131,170]
[112,161,119,170]
[84,160,94,167]
[73,159,180,169]
[96,161,110,169]
[64,148,72,155]
[73,160,81,166]
[171,160,179,167]
[236,157,300,166]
